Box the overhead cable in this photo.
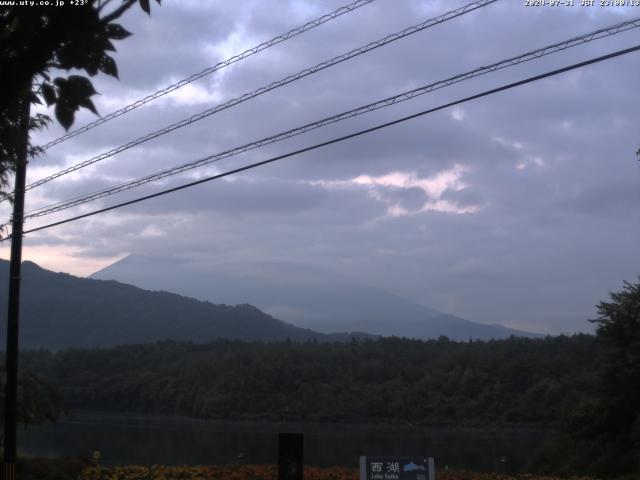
[39,0,376,151]
[7,43,638,240]
[14,0,498,199]
[20,16,640,220]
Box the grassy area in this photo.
[15,458,638,480]
[16,456,90,480]
[77,464,601,480]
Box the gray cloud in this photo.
[3,0,639,334]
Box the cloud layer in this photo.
[2,0,639,334]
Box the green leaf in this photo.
[139,0,150,15]
[56,39,92,72]
[30,92,42,106]
[79,97,99,116]
[41,84,56,106]
[98,55,118,78]
[84,51,101,76]
[30,113,51,132]
[51,76,99,127]
[66,75,97,97]
[105,23,132,40]
[54,102,74,131]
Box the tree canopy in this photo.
[554,278,640,475]
[19,335,598,427]
[591,278,640,444]
[0,371,65,429]
[0,0,160,433]
[0,0,160,195]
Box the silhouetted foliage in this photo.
[592,279,640,442]
[0,0,160,194]
[549,278,640,476]
[15,456,89,480]
[0,370,65,430]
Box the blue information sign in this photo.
[359,457,435,480]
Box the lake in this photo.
[18,411,552,473]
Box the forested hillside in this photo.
[20,335,597,426]
[0,260,369,348]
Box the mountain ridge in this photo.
[91,254,539,340]
[0,259,373,349]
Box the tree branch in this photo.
[99,0,137,24]
[97,0,116,14]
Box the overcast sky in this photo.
[1,0,638,334]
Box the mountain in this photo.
[0,260,367,350]
[91,254,538,340]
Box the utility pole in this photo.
[3,86,31,480]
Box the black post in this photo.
[277,433,303,480]
[3,88,31,480]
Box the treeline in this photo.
[19,335,597,426]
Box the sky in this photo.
[1,0,639,334]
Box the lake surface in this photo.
[18,411,552,473]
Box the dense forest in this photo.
[5,279,639,476]
[19,335,597,426]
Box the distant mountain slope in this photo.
[92,255,537,340]
[0,260,363,350]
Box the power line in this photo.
[12,0,498,199]
[19,15,639,219]
[8,43,639,240]
[20,16,640,221]
[39,0,376,151]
